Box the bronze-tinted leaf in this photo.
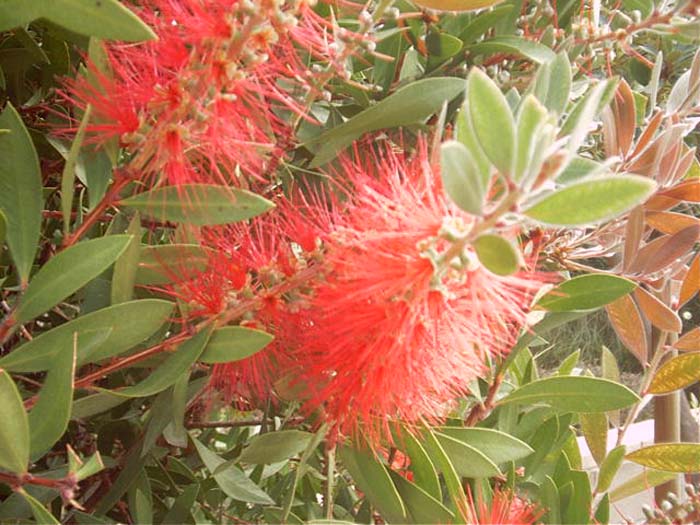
[629,110,663,160]
[669,147,697,185]
[645,195,680,211]
[645,211,700,235]
[638,225,700,275]
[660,180,700,203]
[675,327,700,352]
[623,206,644,272]
[633,287,682,333]
[613,79,637,157]
[607,294,649,364]
[679,253,700,307]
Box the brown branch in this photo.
[465,372,505,426]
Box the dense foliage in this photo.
[0,0,699,523]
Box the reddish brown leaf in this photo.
[679,253,700,307]
[629,110,663,159]
[660,180,700,202]
[670,147,697,185]
[623,206,645,272]
[613,79,637,157]
[633,287,682,333]
[645,211,700,235]
[675,327,700,352]
[607,294,649,364]
[640,225,700,275]
[645,195,681,211]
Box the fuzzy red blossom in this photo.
[175,197,322,405]
[464,488,543,525]
[293,139,546,441]
[60,0,369,188]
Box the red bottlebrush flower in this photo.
[295,138,546,442]
[174,196,323,406]
[59,0,370,188]
[464,488,543,525]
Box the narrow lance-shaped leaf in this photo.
[596,445,626,493]
[238,430,314,464]
[61,105,92,236]
[199,326,274,364]
[537,274,637,311]
[499,376,640,412]
[523,175,656,226]
[0,103,43,285]
[338,444,407,523]
[191,436,275,505]
[648,352,700,394]
[0,299,174,372]
[467,67,516,176]
[308,77,466,167]
[121,184,274,226]
[111,213,142,305]
[0,370,29,473]
[28,341,77,459]
[435,432,501,478]
[627,444,700,472]
[107,327,213,398]
[514,95,549,182]
[19,490,60,525]
[39,0,156,42]
[15,236,133,323]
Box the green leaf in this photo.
[439,140,484,215]
[239,431,313,464]
[39,0,156,42]
[523,176,656,226]
[435,432,500,478]
[580,412,607,465]
[557,156,607,184]
[61,105,92,236]
[28,343,76,459]
[0,103,43,285]
[162,483,198,524]
[596,445,626,493]
[541,52,572,115]
[191,436,275,505]
[0,209,6,247]
[389,472,455,524]
[135,244,209,285]
[609,468,676,501]
[309,78,466,167]
[111,214,141,304]
[19,491,59,525]
[71,391,128,419]
[418,429,466,520]
[0,371,29,473]
[467,67,515,176]
[200,326,274,364]
[594,493,610,525]
[500,376,640,412]
[454,108,491,188]
[438,427,533,464]
[0,299,174,372]
[467,36,556,64]
[514,95,549,182]
[648,352,700,394]
[538,274,637,311]
[15,236,133,323]
[107,327,212,398]
[561,79,618,147]
[338,445,407,523]
[557,349,580,375]
[472,234,521,276]
[121,184,273,226]
[74,451,106,482]
[540,476,561,524]
[627,443,700,472]
[392,427,441,501]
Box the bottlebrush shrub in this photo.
[0,0,699,524]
